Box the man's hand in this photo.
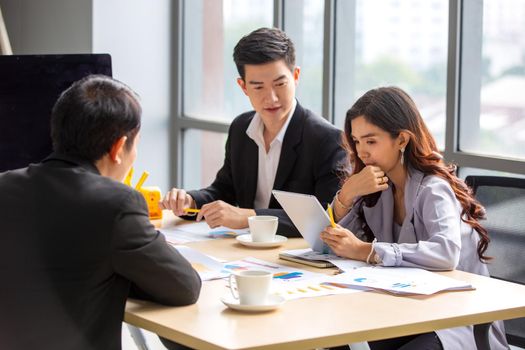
[159,188,195,216]
[320,225,371,261]
[197,200,255,229]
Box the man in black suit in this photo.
[161,27,347,237]
[0,75,201,350]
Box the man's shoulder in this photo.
[230,110,256,130]
[44,161,139,207]
[0,166,28,182]
[0,167,30,200]
[295,104,341,139]
[84,171,139,204]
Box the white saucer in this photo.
[221,294,285,312]
[236,234,288,248]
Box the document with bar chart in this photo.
[326,267,473,295]
[222,257,366,300]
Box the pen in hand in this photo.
[327,203,336,228]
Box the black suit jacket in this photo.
[0,154,202,350]
[188,102,348,237]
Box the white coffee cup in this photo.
[248,215,278,242]
[229,270,273,305]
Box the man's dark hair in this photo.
[51,74,141,162]
[233,27,295,80]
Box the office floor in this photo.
[122,324,167,350]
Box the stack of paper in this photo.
[279,248,367,270]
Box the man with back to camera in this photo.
[0,75,201,350]
[161,27,348,237]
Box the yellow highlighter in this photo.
[132,171,163,220]
[123,167,134,186]
[327,203,336,228]
[135,171,149,190]
[184,208,201,213]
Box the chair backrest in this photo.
[465,175,525,347]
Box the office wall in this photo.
[92,0,171,190]
[0,0,92,53]
[0,0,171,190]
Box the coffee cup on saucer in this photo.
[228,269,272,305]
[248,215,278,242]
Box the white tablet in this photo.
[272,190,331,253]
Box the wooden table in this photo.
[126,217,525,350]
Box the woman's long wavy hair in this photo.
[344,86,490,261]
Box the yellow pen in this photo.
[327,203,336,228]
[183,208,201,213]
[135,171,149,190]
[124,167,134,186]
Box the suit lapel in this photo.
[398,168,424,243]
[403,168,424,224]
[242,115,260,207]
[364,189,395,242]
[244,140,258,206]
[272,103,305,191]
[363,169,425,243]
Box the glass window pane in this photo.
[459,0,525,160]
[285,0,324,117]
[183,0,273,122]
[182,129,227,190]
[334,0,449,149]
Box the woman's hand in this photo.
[338,166,389,204]
[321,225,371,261]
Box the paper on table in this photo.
[222,257,325,283]
[173,245,229,281]
[273,275,364,300]
[160,221,249,244]
[328,266,474,295]
[222,257,364,300]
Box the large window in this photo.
[459,0,525,160]
[335,0,449,149]
[284,0,324,116]
[182,129,227,189]
[172,0,525,188]
[183,0,273,122]
[180,0,272,190]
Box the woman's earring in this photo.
[400,147,405,165]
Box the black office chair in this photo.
[465,175,525,348]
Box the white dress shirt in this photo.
[246,100,297,209]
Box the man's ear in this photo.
[108,136,127,164]
[237,78,248,96]
[293,66,301,85]
[398,131,410,149]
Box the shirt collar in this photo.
[246,99,297,146]
[43,152,100,174]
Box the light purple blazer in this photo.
[338,168,508,350]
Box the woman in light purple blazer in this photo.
[321,87,508,350]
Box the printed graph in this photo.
[273,272,303,280]
[274,280,360,300]
[223,264,249,272]
[191,262,210,273]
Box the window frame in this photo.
[170,0,525,188]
